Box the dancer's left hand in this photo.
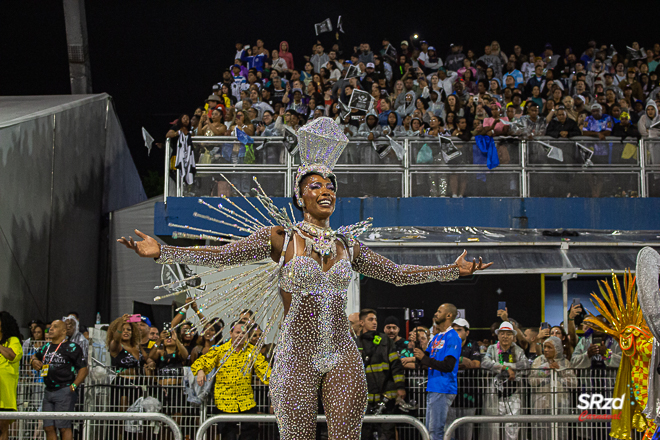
[455,250,493,276]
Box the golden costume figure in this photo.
[584,271,656,440]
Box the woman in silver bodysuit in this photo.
[119,117,491,439]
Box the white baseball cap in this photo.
[453,318,470,329]
[366,62,375,69]
[495,321,516,335]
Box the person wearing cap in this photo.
[422,47,443,74]
[411,303,460,440]
[361,62,380,90]
[583,102,613,140]
[444,317,482,440]
[416,41,432,69]
[136,315,157,354]
[286,87,308,115]
[480,321,528,440]
[357,309,405,440]
[445,44,465,73]
[399,40,413,59]
[31,320,87,440]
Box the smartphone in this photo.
[592,335,604,345]
[540,322,551,330]
[498,302,506,311]
[571,298,581,308]
[126,314,142,323]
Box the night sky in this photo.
[3,0,658,194]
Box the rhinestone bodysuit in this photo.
[157,226,460,439]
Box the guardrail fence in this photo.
[164,136,660,202]
[10,337,651,440]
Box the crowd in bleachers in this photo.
[168,37,660,144]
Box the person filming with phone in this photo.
[571,315,621,369]
[30,320,87,440]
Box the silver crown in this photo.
[294,118,349,207]
[297,117,349,170]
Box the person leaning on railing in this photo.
[545,106,581,138]
[0,311,23,440]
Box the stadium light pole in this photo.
[63,0,93,94]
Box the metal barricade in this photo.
[12,338,651,440]
[0,412,182,440]
[195,414,430,440]
[165,135,660,199]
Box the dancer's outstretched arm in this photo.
[117,227,277,268]
[351,242,492,286]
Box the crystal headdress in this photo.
[294,117,349,207]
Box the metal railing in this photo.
[445,414,584,440]
[195,414,430,440]
[164,135,660,202]
[12,337,649,440]
[0,412,182,440]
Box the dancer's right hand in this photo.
[196,370,206,387]
[117,229,161,258]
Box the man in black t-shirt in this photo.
[31,320,88,440]
[445,318,482,440]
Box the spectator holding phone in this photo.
[30,320,87,440]
[571,315,621,369]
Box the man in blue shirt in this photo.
[414,303,461,440]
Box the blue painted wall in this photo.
[155,197,660,236]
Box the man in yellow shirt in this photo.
[192,321,270,439]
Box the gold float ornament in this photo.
[584,271,655,440]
